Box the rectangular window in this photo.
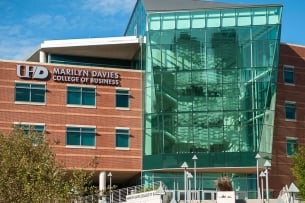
[283,65,294,84]
[14,123,45,145]
[285,102,296,120]
[116,89,130,108]
[267,7,281,24]
[286,138,298,156]
[177,13,190,29]
[191,12,206,28]
[15,123,45,134]
[206,10,220,27]
[252,8,267,25]
[161,14,175,30]
[15,82,46,103]
[237,9,251,26]
[116,128,130,148]
[149,15,161,30]
[66,126,96,147]
[67,86,96,106]
[221,10,236,27]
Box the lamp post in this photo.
[170,198,178,203]
[155,181,165,203]
[192,154,198,200]
[288,182,300,203]
[187,172,193,201]
[264,160,271,203]
[107,172,112,203]
[170,181,178,203]
[255,153,261,199]
[181,162,188,203]
[259,171,265,203]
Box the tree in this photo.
[216,176,233,191]
[0,127,97,203]
[291,146,305,200]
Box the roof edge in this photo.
[145,4,283,13]
[41,36,139,48]
[281,42,305,49]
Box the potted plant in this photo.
[216,176,235,203]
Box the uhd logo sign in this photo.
[16,65,49,80]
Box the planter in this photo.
[216,191,235,203]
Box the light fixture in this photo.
[255,153,262,199]
[107,172,112,203]
[181,162,188,202]
[264,160,271,203]
[259,171,266,202]
[192,154,198,200]
[288,182,299,203]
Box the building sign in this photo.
[16,65,121,86]
[52,68,120,86]
[16,64,49,80]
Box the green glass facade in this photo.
[126,0,283,194]
[143,6,282,170]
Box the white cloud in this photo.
[0,25,39,60]
[25,14,68,30]
[26,14,52,26]
[0,25,22,37]
[0,0,137,60]
[0,38,38,60]
[81,0,136,16]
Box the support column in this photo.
[99,171,106,195]
[39,51,46,63]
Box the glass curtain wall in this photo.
[125,0,147,36]
[144,6,282,171]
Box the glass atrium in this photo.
[126,0,282,197]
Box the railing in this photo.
[69,182,161,203]
[111,181,161,203]
[72,183,258,203]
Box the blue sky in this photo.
[0,0,303,60]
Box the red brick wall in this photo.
[0,61,143,176]
[271,44,305,195]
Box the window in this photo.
[286,138,298,156]
[67,86,96,106]
[15,82,46,103]
[116,128,129,148]
[66,126,95,147]
[285,102,296,120]
[14,123,45,145]
[15,123,45,134]
[116,89,130,108]
[283,65,294,84]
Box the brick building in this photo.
[0,59,143,188]
[271,43,305,195]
